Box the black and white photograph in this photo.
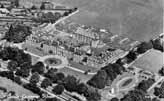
[0,0,163,101]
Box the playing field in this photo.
[0,77,37,96]
[20,0,163,41]
[133,49,163,73]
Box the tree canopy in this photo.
[4,24,32,43]
[52,84,64,95]
[30,72,40,84]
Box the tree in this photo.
[0,48,10,61]
[63,11,69,16]
[110,97,119,101]
[56,72,65,82]
[126,51,137,63]
[64,75,80,92]
[151,39,163,52]
[7,60,18,71]
[23,83,43,97]
[85,88,101,101]
[20,62,32,70]
[120,89,151,101]
[101,64,117,81]
[41,78,52,88]
[54,12,61,19]
[77,83,88,94]
[137,41,153,54]
[87,70,108,89]
[5,24,32,43]
[40,2,45,10]
[52,84,64,95]
[15,68,30,78]
[136,78,155,92]
[154,82,164,98]
[0,4,4,8]
[112,63,126,75]
[32,62,45,74]
[31,5,37,10]
[159,66,164,76]
[14,76,22,85]
[30,72,40,84]
[11,0,19,7]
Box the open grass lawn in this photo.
[0,77,37,96]
[20,0,163,41]
[22,43,45,57]
[58,67,93,83]
[121,78,133,87]
[133,49,163,73]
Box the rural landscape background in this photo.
[20,0,163,41]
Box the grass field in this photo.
[58,67,93,83]
[20,0,163,41]
[0,77,37,96]
[133,49,163,73]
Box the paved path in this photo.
[147,76,164,92]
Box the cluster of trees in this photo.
[158,66,164,76]
[23,83,44,97]
[120,89,151,101]
[154,82,164,98]
[4,24,32,43]
[0,47,32,78]
[87,63,125,89]
[117,41,154,65]
[0,71,44,97]
[136,41,153,54]
[0,71,23,85]
[0,46,100,100]
[63,7,78,16]
[11,0,19,7]
[33,12,62,23]
[151,38,163,52]
[135,78,155,92]
[120,88,161,101]
[0,47,31,64]
[43,69,101,101]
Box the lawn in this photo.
[58,67,93,83]
[121,78,133,87]
[0,77,37,96]
[133,49,163,73]
[20,0,163,41]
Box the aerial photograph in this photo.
[0,0,163,101]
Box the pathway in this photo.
[147,76,164,92]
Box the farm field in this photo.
[20,0,163,41]
[0,77,37,97]
[133,49,163,73]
